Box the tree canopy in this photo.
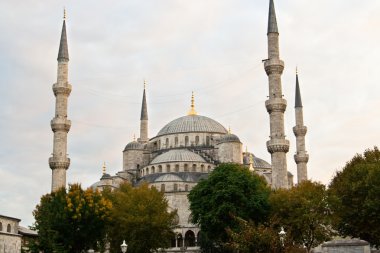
[329,147,380,248]
[188,163,271,252]
[105,183,177,253]
[32,184,112,253]
[270,181,334,253]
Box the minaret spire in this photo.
[49,13,72,192]
[188,91,197,116]
[264,0,290,189]
[139,81,148,143]
[293,70,309,183]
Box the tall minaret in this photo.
[49,11,72,192]
[264,0,290,189]
[293,70,309,183]
[138,81,148,143]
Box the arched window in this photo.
[175,164,179,172]
[0,222,2,231]
[184,164,188,172]
[195,136,199,145]
[177,233,183,247]
[161,184,165,192]
[192,164,197,172]
[185,230,196,247]
[146,167,150,174]
[158,165,162,173]
[185,184,189,192]
[7,224,11,233]
[206,136,210,146]
[201,164,205,172]
[151,166,155,174]
[185,136,189,146]
[166,165,171,172]
[137,164,140,170]
[174,183,178,192]
[166,138,169,148]
[158,140,161,149]
[175,137,178,147]
[208,166,211,173]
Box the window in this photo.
[161,184,165,192]
[0,222,2,231]
[185,184,189,191]
[7,224,11,233]
[158,165,162,173]
[192,164,197,172]
[174,183,178,192]
[185,136,189,146]
[184,164,188,172]
[158,140,161,149]
[175,137,178,147]
[201,164,205,172]
[175,164,179,172]
[206,136,210,146]
[166,165,171,172]
[151,166,155,174]
[166,138,169,148]
[195,136,199,145]
[208,166,211,172]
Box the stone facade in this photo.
[320,239,371,253]
[0,215,22,253]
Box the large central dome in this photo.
[157,115,227,137]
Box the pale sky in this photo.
[1,0,380,226]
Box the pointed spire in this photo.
[57,9,69,62]
[267,0,279,34]
[295,69,303,108]
[140,81,148,120]
[188,91,197,115]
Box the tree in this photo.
[328,147,380,248]
[106,183,177,253]
[270,181,334,253]
[188,163,271,252]
[32,184,112,253]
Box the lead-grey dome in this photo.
[123,141,144,151]
[151,149,206,164]
[156,115,227,137]
[218,133,241,143]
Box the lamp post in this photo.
[121,240,128,253]
[279,226,286,247]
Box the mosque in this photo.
[48,0,309,251]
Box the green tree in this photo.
[328,147,380,248]
[270,181,334,253]
[188,163,271,252]
[106,183,177,253]
[32,184,112,253]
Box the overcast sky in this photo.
[1,0,379,226]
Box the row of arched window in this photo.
[170,230,200,248]
[0,222,12,233]
[159,183,190,192]
[156,135,211,150]
[141,164,212,177]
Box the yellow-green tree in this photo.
[32,184,112,253]
[106,183,177,253]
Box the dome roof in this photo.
[155,174,183,182]
[123,141,144,151]
[243,152,272,169]
[218,133,241,143]
[151,149,206,164]
[156,115,227,137]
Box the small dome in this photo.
[155,174,183,182]
[156,115,227,137]
[123,141,144,151]
[218,133,241,144]
[151,149,206,164]
[243,152,272,169]
[101,173,111,180]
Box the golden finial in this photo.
[188,91,197,116]
[228,126,231,134]
[245,146,248,153]
[63,8,67,20]
[133,134,136,141]
[296,66,298,75]
[102,162,106,175]
[144,79,147,89]
[249,154,254,172]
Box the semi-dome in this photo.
[123,141,144,151]
[151,149,206,164]
[155,174,183,182]
[156,115,227,137]
[218,133,241,143]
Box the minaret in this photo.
[139,81,148,143]
[49,11,72,192]
[264,0,290,189]
[293,70,309,183]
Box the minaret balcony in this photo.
[49,156,70,170]
[293,125,307,136]
[264,59,284,75]
[51,118,71,132]
[53,83,72,96]
[265,98,287,113]
[266,139,290,153]
[294,153,309,163]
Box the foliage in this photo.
[106,183,177,253]
[270,181,334,253]
[32,184,111,253]
[188,163,271,252]
[328,147,380,248]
